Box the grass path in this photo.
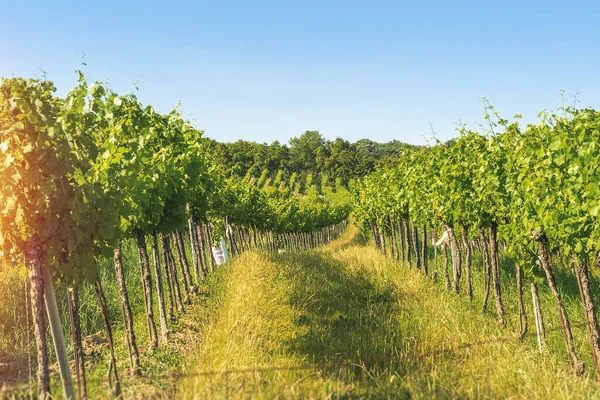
[179,225,600,399]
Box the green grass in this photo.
[427,242,600,378]
[3,224,600,398]
[0,264,29,357]
[71,238,228,399]
[74,264,229,399]
[0,235,227,399]
[179,225,600,399]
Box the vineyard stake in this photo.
[531,283,543,354]
[42,266,76,400]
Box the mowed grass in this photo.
[180,225,600,399]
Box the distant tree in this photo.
[203,139,230,170]
[264,141,290,174]
[324,138,359,186]
[206,132,416,188]
[289,130,326,172]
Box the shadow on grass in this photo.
[345,229,369,248]
[269,249,411,397]
[327,228,369,252]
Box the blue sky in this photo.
[2,1,599,144]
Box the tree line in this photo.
[206,130,417,186]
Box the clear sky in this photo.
[1,1,599,145]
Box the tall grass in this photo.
[0,264,29,356]
[4,223,600,398]
[180,225,600,399]
[1,234,213,398]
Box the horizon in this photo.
[2,1,598,146]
